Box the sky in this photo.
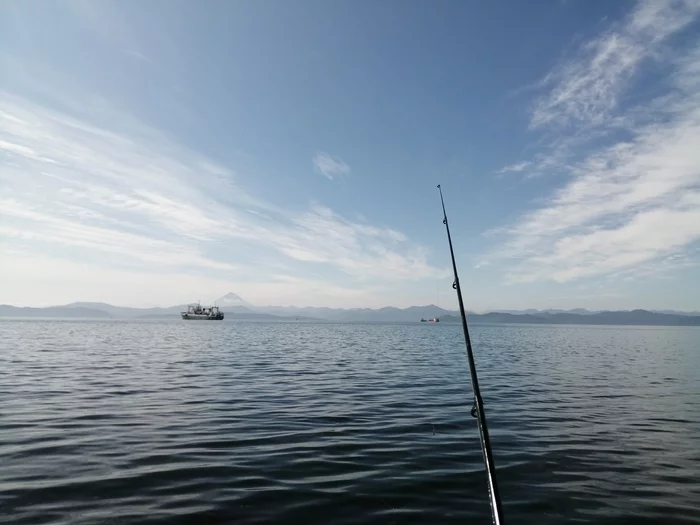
[1,0,700,311]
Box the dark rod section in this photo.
[437,184,505,525]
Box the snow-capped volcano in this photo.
[215,292,255,309]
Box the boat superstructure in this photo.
[181,302,224,320]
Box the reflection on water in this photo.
[1,320,699,524]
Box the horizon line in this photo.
[2,301,699,315]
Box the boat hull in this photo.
[181,313,224,320]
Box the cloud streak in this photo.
[497,161,531,174]
[531,0,700,128]
[313,152,351,180]
[492,1,700,285]
[0,93,442,306]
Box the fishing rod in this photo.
[437,184,504,525]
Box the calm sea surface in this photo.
[1,320,699,524]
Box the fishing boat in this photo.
[181,302,224,320]
[420,317,440,323]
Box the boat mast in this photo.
[437,184,505,524]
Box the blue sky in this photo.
[1,0,700,310]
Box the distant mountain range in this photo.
[440,310,700,326]
[489,308,700,317]
[1,293,699,326]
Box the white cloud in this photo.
[531,0,700,128]
[0,93,443,306]
[125,50,152,62]
[497,161,531,174]
[313,152,351,180]
[0,252,389,308]
[491,1,700,285]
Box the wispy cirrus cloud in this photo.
[0,93,442,306]
[531,0,700,128]
[313,152,351,180]
[125,49,152,63]
[491,0,700,285]
[497,161,531,174]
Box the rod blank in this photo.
[437,184,504,525]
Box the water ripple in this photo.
[1,320,699,524]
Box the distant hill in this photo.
[136,311,316,321]
[64,302,184,317]
[215,292,256,309]
[61,302,257,318]
[2,296,699,326]
[256,304,454,322]
[490,308,598,315]
[0,302,318,321]
[652,309,700,317]
[0,305,112,318]
[439,310,700,326]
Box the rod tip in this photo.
[437,184,441,189]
